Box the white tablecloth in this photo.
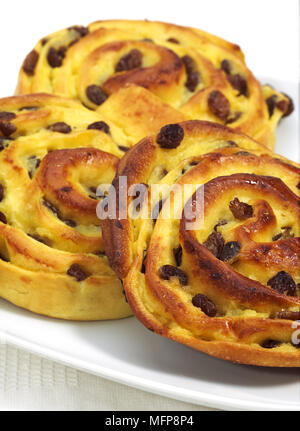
[0,343,215,411]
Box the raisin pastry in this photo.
[0,93,135,320]
[102,121,300,366]
[16,20,293,150]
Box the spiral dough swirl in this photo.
[103,120,300,366]
[0,93,133,320]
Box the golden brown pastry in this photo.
[0,93,134,320]
[102,120,300,366]
[16,20,293,150]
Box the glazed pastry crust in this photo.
[102,120,300,366]
[16,20,293,149]
[0,93,132,320]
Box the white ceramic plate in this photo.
[0,78,299,412]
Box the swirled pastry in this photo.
[102,120,300,366]
[16,20,293,150]
[0,93,134,320]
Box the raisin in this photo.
[267,271,296,296]
[61,187,72,192]
[160,168,168,178]
[227,74,248,96]
[182,55,200,92]
[67,263,88,282]
[167,37,180,44]
[266,95,278,117]
[0,184,4,202]
[47,46,67,68]
[57,46,67,57]
[41,38,49,46]
[272,233,282,241]
[208,90,230,121]
[64,219,77,228]
[192,294,217,317]
[86,85,108,106]
[229,197,253,220]
[276,100,287,115]
[89,187,97,195]
[0,112,16,121]
[190,160,200,166]
[272,227,294,241]
[69,26,89,38]
[0,211,7,224]
[115,49,143,72]
[156,124,184,149]
[118,145,129,152]
[273,311,300,321]
[261,340,282,349]
[220,59,231,75]
[297,181,300,190]
[219,241,241,262]
[0,121,17,137]
[48,122,71,134]
[159,264,188,286]
[23,50,39,76]
[277,94,294,117]
[87,121,110,134]
[173,245,182,266]
[203,232,224,259]
[186,71,200,92]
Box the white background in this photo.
[0,0,299,411]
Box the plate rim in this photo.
[1,329,299,411]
